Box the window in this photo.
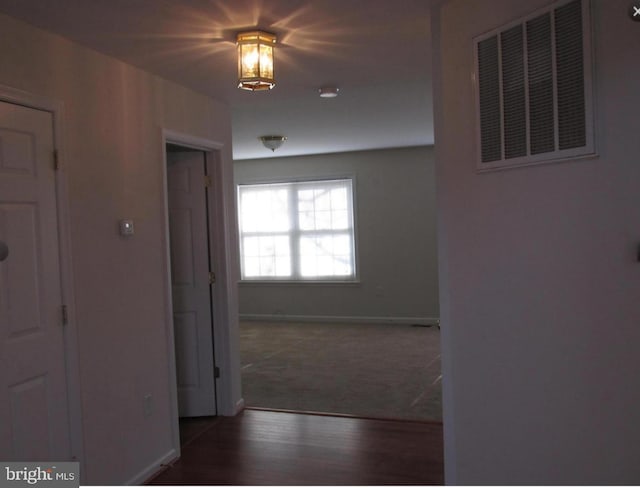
[237,179,356,281]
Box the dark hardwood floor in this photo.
[148,409,444,485]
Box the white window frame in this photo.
[237,178,358,282]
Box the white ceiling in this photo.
[0,0,434,160]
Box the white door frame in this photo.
[0,84,85,474]
[160,129,240,456]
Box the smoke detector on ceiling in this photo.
[319,87,339,98]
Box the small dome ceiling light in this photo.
[237,31,277,91]
[319,87,339,98]
[259,135,287,152]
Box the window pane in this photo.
[300,236,319,277]
[333,234,351,255]
[333,256,352,276]
[243,236,260,256]
[314,189,332,211]
[299,210,315,230]
[256,236,271,256]
[332,210,348,230]
[241,234,291,278]
[274,236,290,256]
[298,190,314,212]
[275,257,291,276]
[300,254,317,277]
[259,257,275,276]
[297,183,353,231]
[317,256,333,274]
[299,235,353,277]
[331,187,348,210]
[315,211,332,230]
[240,187,289,232]
[243,257,261,277]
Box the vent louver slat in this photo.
[527,13,555,154]
[501,25,527,159]
[478,36,502,163]
[555,0,586,150]
[474,0,592,170]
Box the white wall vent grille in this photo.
[474,0,594,171]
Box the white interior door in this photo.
[0,100,71,460]
[167,150,217,417]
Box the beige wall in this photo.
[434,0,640,484]
[234,146,439,324]
[0,12,239,484]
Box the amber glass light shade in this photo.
[237,31,276,91]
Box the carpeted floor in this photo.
[239,321,442,422]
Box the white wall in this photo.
[0,13,241,485]
[234,146,439,324]
[434,0,640,484]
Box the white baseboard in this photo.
[125,448,178,486]
[239,314,440,326]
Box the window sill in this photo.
[239,280,361,287]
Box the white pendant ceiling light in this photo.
[259,135,287,152]
[237,31,277,91]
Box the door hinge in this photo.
[214,366,220,378]
[209,271,216,284]
[53,150,60,171]
[204,175,212,187]
[61,304,68,326]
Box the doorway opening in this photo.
[233,148,441,423]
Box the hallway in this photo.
[148,409,444,485]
